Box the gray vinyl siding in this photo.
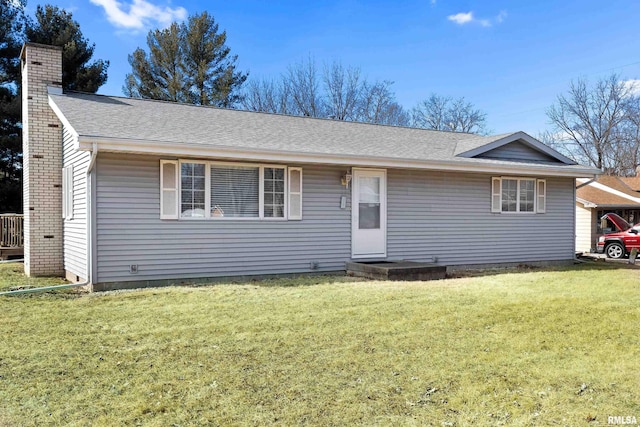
[478,141,559,162]
[387,170,575,264]
[95,153,575,284]
[95,153,350,283]
[62,126,89,279]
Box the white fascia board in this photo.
[576,197,597,208]
[457,131,577,165]
[48,96,80,148]
[588,181,640,204]
[78,136,600,178]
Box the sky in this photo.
[24,0,640,136]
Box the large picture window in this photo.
[210,165,260,218]
[160,160,302,220]
[491,177,546,214]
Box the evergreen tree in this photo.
[26,4,109,92]
[0,0,25,213]
[125,11,247,107]
[0,3,109,213]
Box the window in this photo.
[210,165,259,217]
[62,165,73,220]
[264,167,286,218]
[491,177,546,214]
[181,162,206,218]
[160,160,302,220]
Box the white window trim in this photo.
[178,160,208,220]
[175,160,291,221]
[492,176,543,214]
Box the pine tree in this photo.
[26,4,109,92]
[0,3,109,213]
[0,0,25,213]
[125,11,247,107]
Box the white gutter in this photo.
[0,144,98,297]
[576,177,597,189]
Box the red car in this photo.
[597,213,640,258]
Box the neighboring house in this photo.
[619,170,640,192]
[575,176,640,253]
[22,43,599,291]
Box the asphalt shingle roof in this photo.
[577,176,640,207]
[49,92,597,174]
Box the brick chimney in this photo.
[21,43,64,276]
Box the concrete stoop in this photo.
[346,261,446,281]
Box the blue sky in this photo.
[26,0,640,136]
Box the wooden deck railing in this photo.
[0,214,24,248]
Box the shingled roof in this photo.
[619,175,640,192]
[49,91,599,177]
[577,176,640,208]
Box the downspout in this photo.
[0,144,98,296]
[576,175,598,190]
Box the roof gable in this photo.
[456,132,576,165]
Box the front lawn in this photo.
[1,263,639,425]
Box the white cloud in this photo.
[447,10,507,27]
[90,0,187,30]
[447,12,474,25]
[623,79,640,96]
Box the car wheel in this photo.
[605,242,625,259]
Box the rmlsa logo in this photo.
[608,416,638,425]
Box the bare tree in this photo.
[286,56,323,117]
[323,62,361,120]
[357,80,409,126]
[612,94,640,175]
[412,94,487,134]
[242,78,292,115]
[546,74,635,173]
[241,58,409,126]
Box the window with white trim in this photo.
[491,177,546,214]
[181,162,206,218]
[160,160,302,220]
[210,165,259,217]
[263,167,285,218]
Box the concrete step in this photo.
[346,261,446,281]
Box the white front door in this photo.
[352,168,387,258]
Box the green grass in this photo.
[1,263,639,426]
[0,262,71,292]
